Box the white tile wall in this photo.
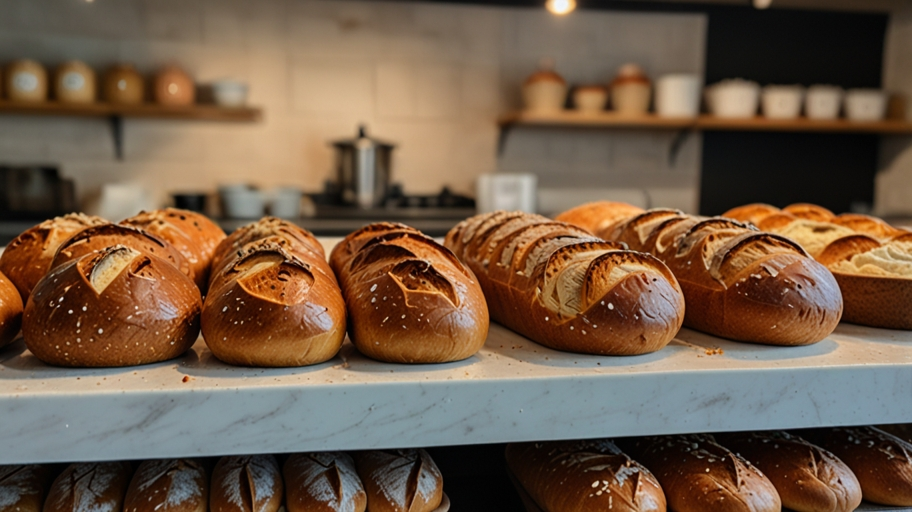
[0,0,705,214]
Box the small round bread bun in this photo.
[0,271,23,348]
[353,449,444,512]
[0,464,52,512]
[45,461,133,512]
[23,245,201,367]
[0,213,106,301]
[211,455,283,512]
[784,203,836,222]
[124,459,207,512]
[284,452,366,512]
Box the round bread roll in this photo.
[0,271,23,348]
[715,431,861,512]
[211,455,282,512]
[0,464,51,512]
[122,208,225,290]
[202,239,346,367]
[329,223,489,364]
[124,459,207,512]
[353,450,443,512]
[721,203,781,226]
[45,461,133,512]
[23,245,201,367]
[51,224,192,282]
[784,203,836,222]
[284,452,366,512]
[210,217,324,271]
[554,201,647,238]
[0,213,106,301]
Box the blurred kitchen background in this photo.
[3,0,912,240]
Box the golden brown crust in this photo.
[284,453,366,512]
[554,202,646,238]
[715,431,862,512]
[505,440,666,512]
[211,217,323,271]
[0,271,23,348]
[445,211,685,356]
[722,204,780,226]
[124,460,207,512]
[353,450,443,512]
[329,223,489,363]
[210,456,282,512]
[45,462,132,512]
[23,247,201,367]
[620,435,781,512]
[831,213,904,240]
[0,464,51,512]
[801,427,912,506]
[0,213,107,301]
[784,203,836,222]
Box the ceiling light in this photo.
[753,0,772,9]
[546,0,576,16]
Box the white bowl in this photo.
[655,74,701,118]
[762,85,804,119]
[212,80,249,108]
[806,85,843,120]
[270,187,303,218]
[221,187,264,218]
[706,79,760,118]
[845,89,887,122]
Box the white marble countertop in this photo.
[0,322,909,464]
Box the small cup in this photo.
[572,86,608,114]
[270,187,303,218]
[655,74,700,118]
[212,79,249,108]
[761,85,804,119]
[806,85,843,120]
[219,185,264,219]
[845,89,887,122]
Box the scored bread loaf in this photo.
[121,208,225,290]
[714,431,861,512]
[557,202,843,345]
[211,455,282,512]
[202,219,345,367]
[353,450,443,512]
[23,245,201,367]
[0,464,51,512]
[124,459,207,512]
[0,213,107,301]
[0,271,23,348]
[329,222,488,363]
[505,440,666,512]
[619,434,781,512]
[800,426,912,506]
[284,452,366,512]
[210,217,324,272]
[444,211,685,355]
[44,461,133,512]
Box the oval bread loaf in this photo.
[0,213,106,301]
[619,434,781,512]
[44,461,133,512]
[505,440,666,512]
[329,222,488,363]
[0,464,51,512]
[715,431,861,512]
[353,449,443,512]
[0,271,23,348]
[211,455,282,512]
[210,217,324,272]
[284,452,366,512]
[801,426,912,506]
[445,211,685,355]
[558,202,843,345]
[23,246,201,367]
[124,459,207,512]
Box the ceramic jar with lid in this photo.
[522,59,567,113]
[103,64,144,104]
[55,61,96,104]
[610,63,651,115]
[154,65,195,106]
[6,60,48,103]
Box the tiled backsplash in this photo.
[0,0,706,214]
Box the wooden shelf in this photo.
[0,100,261,122]
[498,110,693,129]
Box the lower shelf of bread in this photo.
[0,322,910,464]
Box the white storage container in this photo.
[706,79,760,118]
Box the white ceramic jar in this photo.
[805,85,843,120]
[706,79,760,118]
[761,85,804,119]
[655,74,701,118]
[845,89,887,122]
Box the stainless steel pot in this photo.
[331,126,395,209]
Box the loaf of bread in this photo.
[353,450,443,512]
[124,459,207,512]
[444,211,685,355]
[801,426,912,506]
[122,208,225,290]
[0,271,23,348]
[505,440,666,512]
[329,223,488,363]
[0,464,51,512]
[715,431,861,512]
[284,452,366,512]
[23,245,201,367]
[210,217,324,273]
[557,202,843,345]
[44,461,132,512]
[210,455,282,512]
[202,222,346,367]
[0,213,106,301]
[619,434,781,512]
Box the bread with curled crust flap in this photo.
[352,450,442,512]
[210,455,282,512]
[44,461,132,512]
[284,452,366,512]
[0,464,51,512]
[211,217,324,269]
[445,211,684,356]
[124,459,207,512]
[330,222,488,364]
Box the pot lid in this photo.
[331,125,396,148]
